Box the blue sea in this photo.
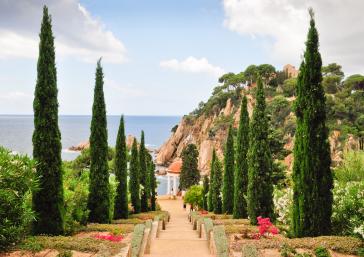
[0,115,181,195]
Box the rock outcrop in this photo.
[68,141,90,151]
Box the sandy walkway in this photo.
[146,198,212,257]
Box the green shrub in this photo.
[315,247,331,257]
[0,147,38,251]
[203,218,214,240]
[334,151,364,183]
[184,185,203,210]
[357,248,364,257]
[131,224,145,257]
[57,250,73,257]
[213,226,229,257]
[282,78,296,97]
[242,244,258,257]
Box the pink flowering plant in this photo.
[94,233,123,242]
[252,216,279,239]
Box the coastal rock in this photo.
[126,135,137,149]
[68,141,90,151]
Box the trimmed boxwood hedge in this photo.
[204,218,214,241]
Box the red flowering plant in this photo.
[94,233,123,242]
[200,210,208,215]
[252,216,279,239]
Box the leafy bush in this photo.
[332,181,364,239]
[273,187,293,226]
[334,151,364,183]
[315,247,331,257]
[63,166,90,234]
[268,96,291,128]
[242,244,258,257]
[282,78,297,97]
[184,185,203,210]
[0,147,38,250]
[203,218,214,240]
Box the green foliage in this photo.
[184,185,204,209]
[180,144,200,190]
[57,250,73,257]
[208,150,215,212]
[139,131,150,212]
[322,75,341,94]
[223,125,235,214]
[213,226,229,257]
[292,10,333,237]
[0,148,38,250]
[315,247,331,257]
[129,139,141,214]
[343,74,364,91]
[242,244,258,257]
[88,59,110,224]
[322,63,344,78]
[334,151,364,183]
[234,96,249,219]
[357,248,364,257]
[332,181,364,239]
[71,147,114,172]
[268,96,291,128]
[247,78,274,225]
[282,78,297,97]
[148,154,157,211]
[171,124,178,133]
[32,6,64,235]
[203,218,214,240]
[203,176,209,210]
[212,151,223,214]
[63,166,89,234]
[114,116,129,219]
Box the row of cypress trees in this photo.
[32,6,157,234]
[206,9,333,237]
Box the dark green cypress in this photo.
[180,144,200,190]
[207,150,215,212]
[87,59,110,223]
[212,151,223,214]
[129,139,141,213]
[234,96,249,218]
[148,154,157,211]
[292,9,333,237]
[247,77,274,225]
[223,125,234,214]
[114,116,128,219]
[139,131,150,212]
[32,6,64,235]
[202,176,209,211]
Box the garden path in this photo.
[146,198,212,257]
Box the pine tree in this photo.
[223,125,235,214]
[247,77,274,225]
[114,116,128,219]
[207,150,216,212]
[32,6,64,235]
[292,9,333,237]
[148,153,157,211]
[202,176,209,211]
[129,139,141,213]
[87,59,110,223]
[234,96,249,218]
[139,131,150,212]
[212,151,223,214]
[180,144,200,190]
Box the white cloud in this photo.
[160,56,225,77]
[223,0,364,74]
[0,1,127,63]
[0,91,32,100]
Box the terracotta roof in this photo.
[167,160,182,174]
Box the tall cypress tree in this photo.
[292,9,333,237]
[212,151,223,214]
[247,77,274,225]
[148,153,157,211]
[129,139,141,213]
[223,125,234,214]
[32,6,64,235]
[114,116,128,219]
[234,96,249,218]
[202,176,209,211]
[88,59,110,223]
[180,144,200,190]
[207,150,216,212]
[139,131,150,212]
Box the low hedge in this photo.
[242,244,258,257]
[204,218,214,240]
[130,224,146,257]
[213,225,229,257]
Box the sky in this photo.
[0,0,363,115]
